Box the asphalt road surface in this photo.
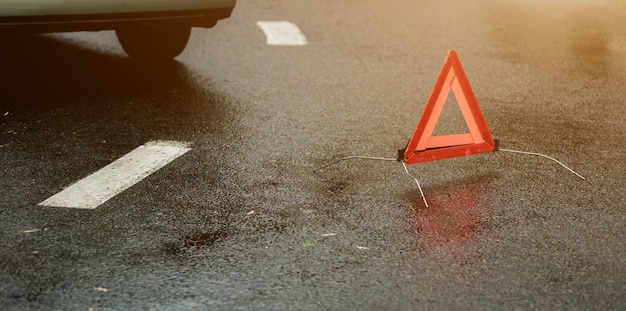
[2,0,625,309]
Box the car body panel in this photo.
[0,0,236,33]
[0,0,236,16]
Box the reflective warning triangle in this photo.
[401,50,497,164]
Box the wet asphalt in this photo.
[1,0,625,310]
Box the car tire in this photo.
[115,24,191,60]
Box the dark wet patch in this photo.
[326,179,349,194]
[524,209,546,221]
[165,230,228,256]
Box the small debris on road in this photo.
[19,229,41,233]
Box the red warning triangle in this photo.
[402,50,496,164]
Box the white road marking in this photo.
[39,141,191,209]
[256,21,308,46]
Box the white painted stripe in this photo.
[256,21,308,46]
[39,141,191,209]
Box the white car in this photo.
[0,0,236,60]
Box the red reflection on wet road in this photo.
[414,181,487,249]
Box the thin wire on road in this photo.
[313,155,430,208]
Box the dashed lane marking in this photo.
[256,21,308,46]
[39,141,191,209]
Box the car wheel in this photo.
[115,24,191,60]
